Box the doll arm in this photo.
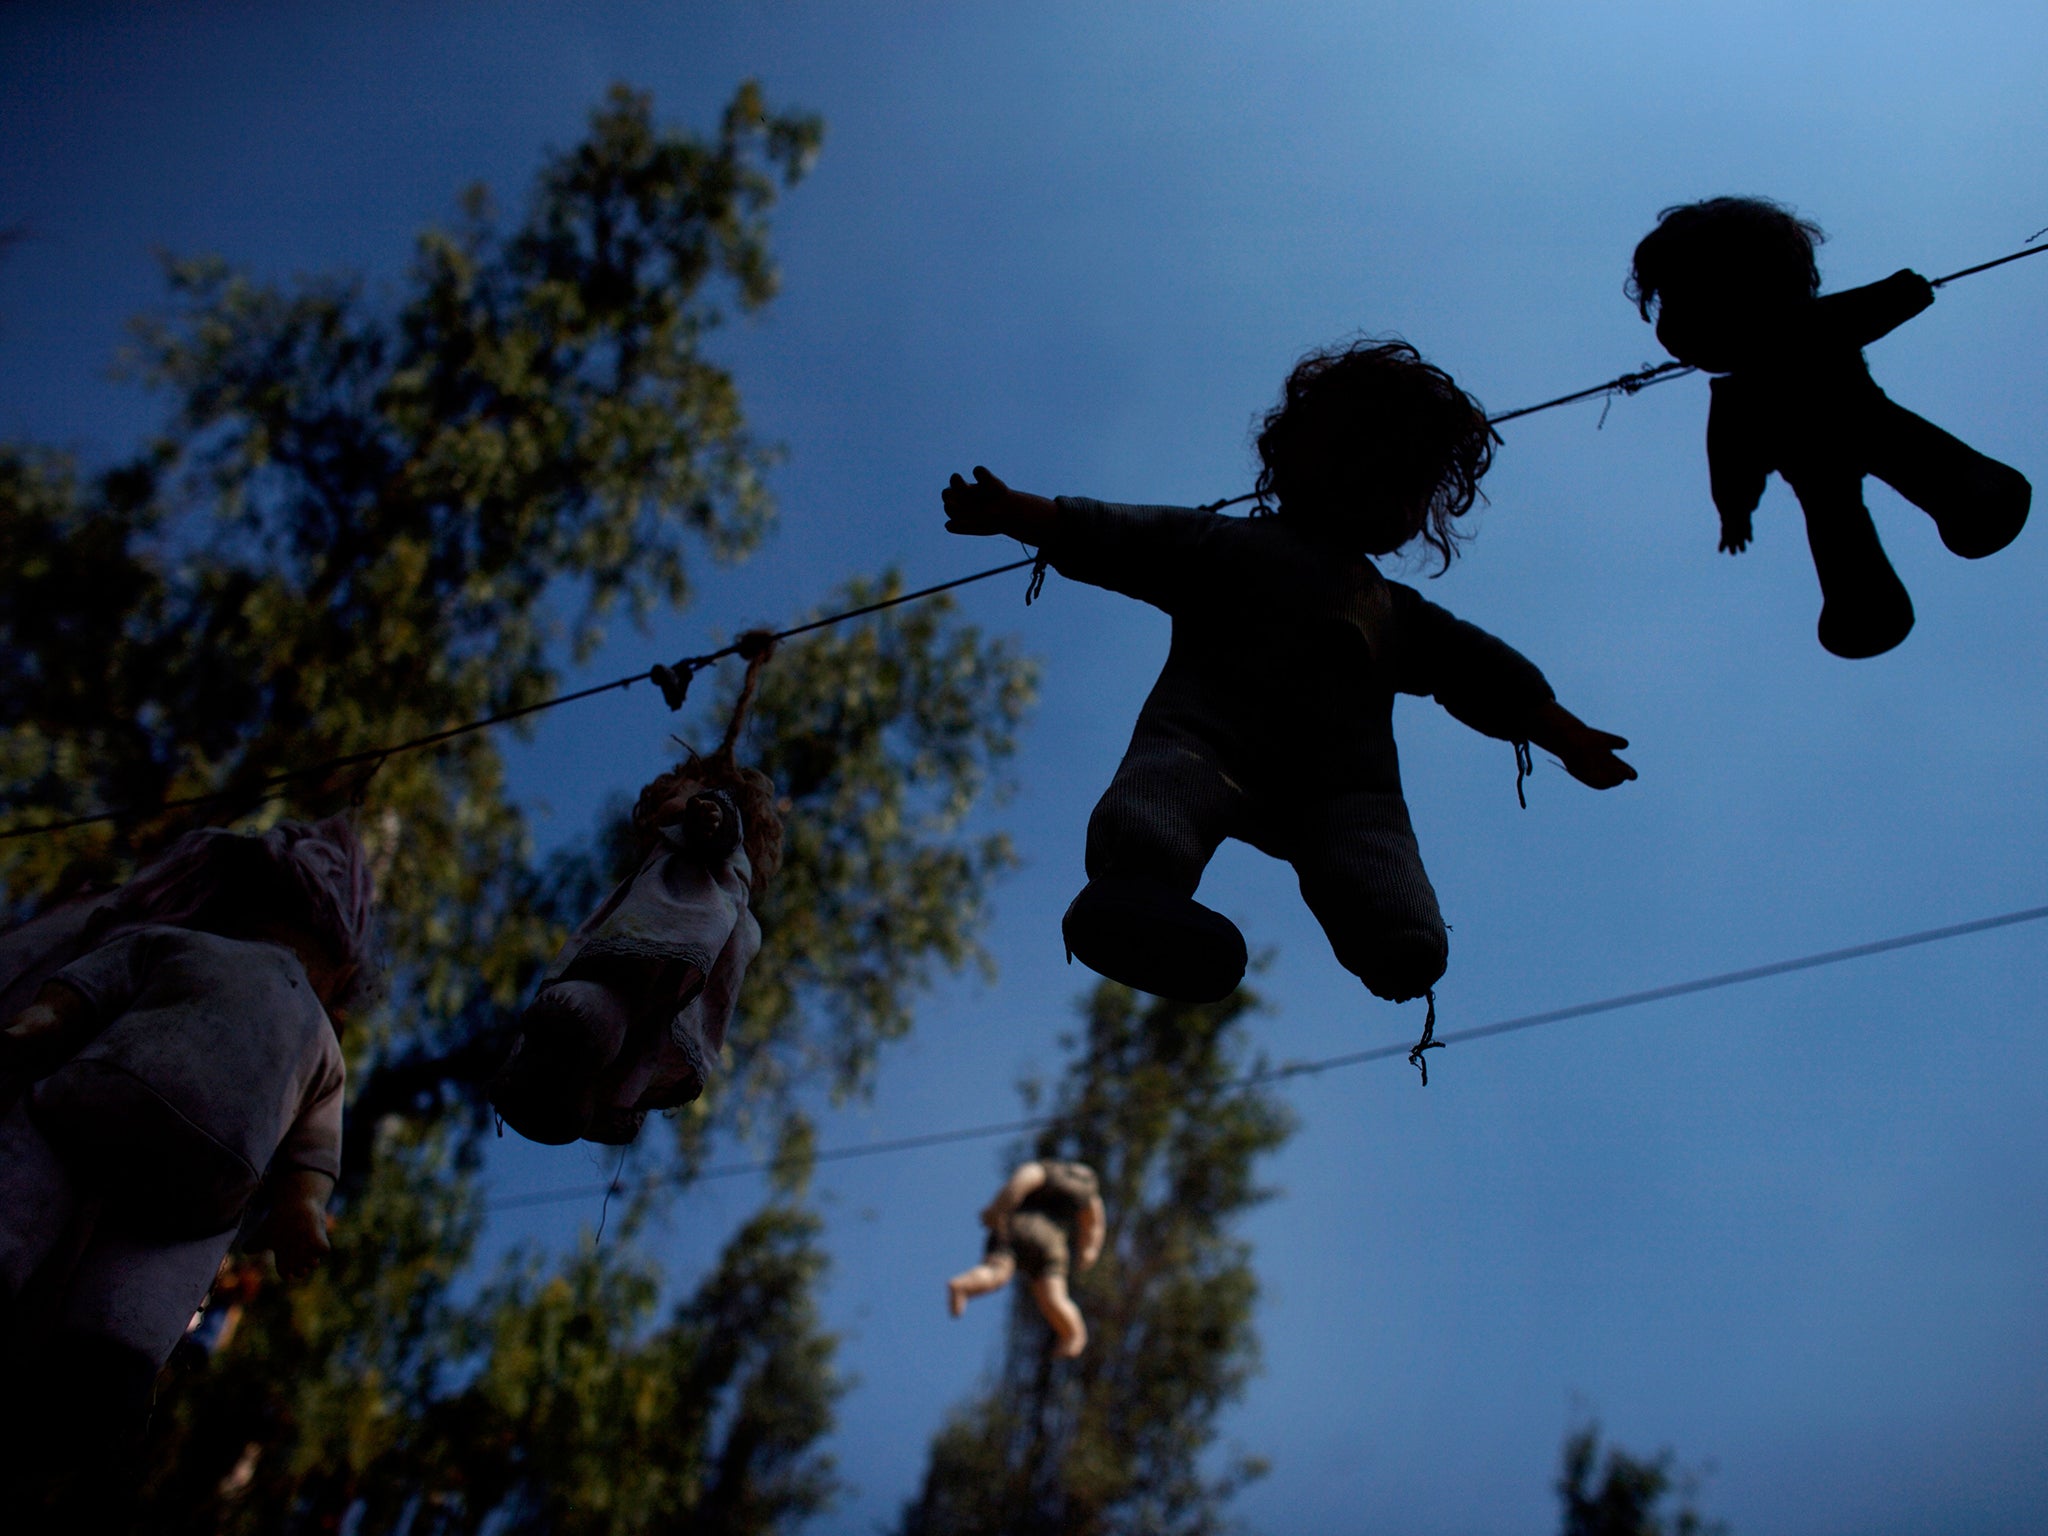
[258,1062,344,1281]
[1819,269,1935,349]
[1705,379,1767,553]
[1389,588,1634,789]
[982,1160,1047,1227]
[943,466,1213,610]
[1073,1194,1107,1271]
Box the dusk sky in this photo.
[5,5,2047,1532]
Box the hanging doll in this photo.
[942,339,1635,1012]
[0,817,372,1509]
[1628,196,2032,659]
[947,1159,1105,1359]
[490,747,782,1146]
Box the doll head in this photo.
[1628,196,1826,370]
[101,816,377,1018]
[633,752,784,895]
[1254,338,1493,572]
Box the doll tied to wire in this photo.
[0,817,374,1513]
[947,1159,1105,1359]
[1629,196,2031,659]
[491,642,785,1147]
[943,339,1635,1027]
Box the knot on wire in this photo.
[1514,740,1533,810]
[1407,988,1442,1086]
[650,657,709,712]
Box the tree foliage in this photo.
[899,983,1296,1536]
[1557,1423,1726,1536]
[0,81,1037,1532]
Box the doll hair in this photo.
[632,752,785,895]
[94,816,378,1002]
[1627,196,1827,320]
[1253,337,1493,572]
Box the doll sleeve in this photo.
[46,927,155,1025]
[1385,584,1555,742]
[1818,269,1935,349]
[271,1050,345,1179]
[1044,498,1219,612]
[1705,378,1769,526]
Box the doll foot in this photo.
[1817,585,1915,659]
[1062,877,1247,1003]
[1933,472,2031,560]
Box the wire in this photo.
[482,898,2048,1212]
[11,230,2043,846]
[0,556,1040,843]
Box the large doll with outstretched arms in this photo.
[943,339,1636,1018]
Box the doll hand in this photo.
[257,1199,331,1282]
[1558,727,1637,790]
[1718,515,1752,554]
[255,1169,336,1282]
[943,466,1021,536]
[0,982,94,1076]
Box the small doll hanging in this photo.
[491,643,784,1147]
[946,1159,1105,1359]
[1629,196,2032,658]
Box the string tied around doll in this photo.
[1023,542,1051,605]
[1514,740,1534,809]
[1407,988,1443,1086]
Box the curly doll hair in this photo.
[1627,195,1827,320]
[1253,337,1493,572]
[632,752,785,894]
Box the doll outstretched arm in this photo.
[1389,587,1635,790]
[1820,269,1934,348]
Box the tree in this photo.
[899,983,1296,1536]
[1556,1423,1726,1536]
[0,81,1036,1531]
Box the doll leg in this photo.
[1862,398,2031,560]
[1783,469,1915,659]
[1065,734,1249,1003]
[947,1251,1015,1315]
[1285,791,1447,1003]
[1030,1275,1088,1358]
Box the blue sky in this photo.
[5,5,2048,1532]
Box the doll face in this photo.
[1651,271,1804,373]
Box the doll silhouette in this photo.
[1629,196,2031,658]
[491,752,781,1146]
[947,1159,1104,1358]
[943,339,1635,1010]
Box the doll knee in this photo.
[1329,923,1448,1003]
[1089,757,1228,888]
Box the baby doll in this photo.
[943,339,1635,1010]
[1629,195,2031,659]
[491,752,782,1147]
[0,817,372,1510]
[947,1159,1104,1359]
